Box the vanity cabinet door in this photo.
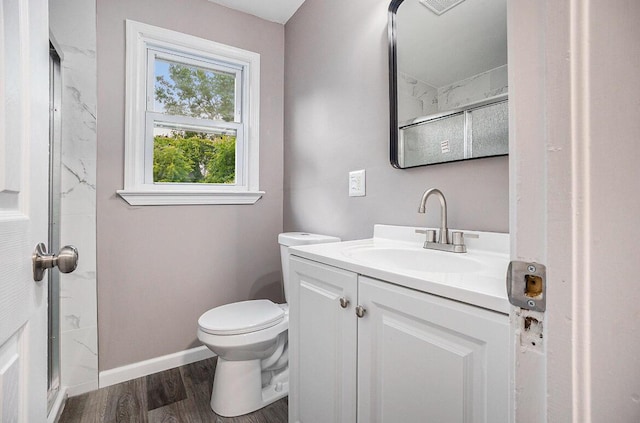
[289,257,358,423]
[357,276,510,423]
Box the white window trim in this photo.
[117,20,263,206]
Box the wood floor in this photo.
[58,358,288,423]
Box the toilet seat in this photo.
[198,299,285,336]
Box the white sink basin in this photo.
[289,225,511,313]
[342,246,485,274]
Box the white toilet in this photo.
[197,232,340,417]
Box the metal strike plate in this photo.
[506,261,546,312]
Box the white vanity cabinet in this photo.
[289,256,510,423]
[289,256,358,423]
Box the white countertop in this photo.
[289,225,511,314]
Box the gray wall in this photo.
[97,0,284,371]
[283,0,509,240]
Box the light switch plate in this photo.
[349,169,366,197]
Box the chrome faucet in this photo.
[418,188,449,244]
[417,188,477,253]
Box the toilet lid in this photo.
[198,299,285,335]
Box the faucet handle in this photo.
[450,231,466,253]
[415,228,436,243]
[451,231,479,246]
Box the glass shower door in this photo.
[47,42,62,413]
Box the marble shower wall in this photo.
[50,0,98,396]
[437,65,508,111]
[397,72,438,123]
[397,65,508,122]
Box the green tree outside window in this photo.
[153,63,236,184]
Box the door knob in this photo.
[355,305,366,318]
[339,297,350,308]
[32,243,79,282]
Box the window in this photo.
[118,20,262,205]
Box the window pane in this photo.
[153,123,236,184]
[154,58,237,122]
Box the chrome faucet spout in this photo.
[418,188,448,244]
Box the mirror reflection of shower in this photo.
[389,0,508,168]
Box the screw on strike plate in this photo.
[527,265,536,273]
[527,300,536,307]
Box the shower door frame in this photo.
[47,41,62,413]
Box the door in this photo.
[289,257,358,423]
[357,276,510,423]
[510,1,640,419]
[0,0,50,421]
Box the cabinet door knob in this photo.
[339,297,350,308]
[355,305,366,318]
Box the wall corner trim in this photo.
[98,346,216,389]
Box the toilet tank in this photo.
[278,232,340,303]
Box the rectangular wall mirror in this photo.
[388,0,508,168]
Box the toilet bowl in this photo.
[197,232,340,417]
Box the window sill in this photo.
[116,189,264,206]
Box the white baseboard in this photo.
[99,345,215,389]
